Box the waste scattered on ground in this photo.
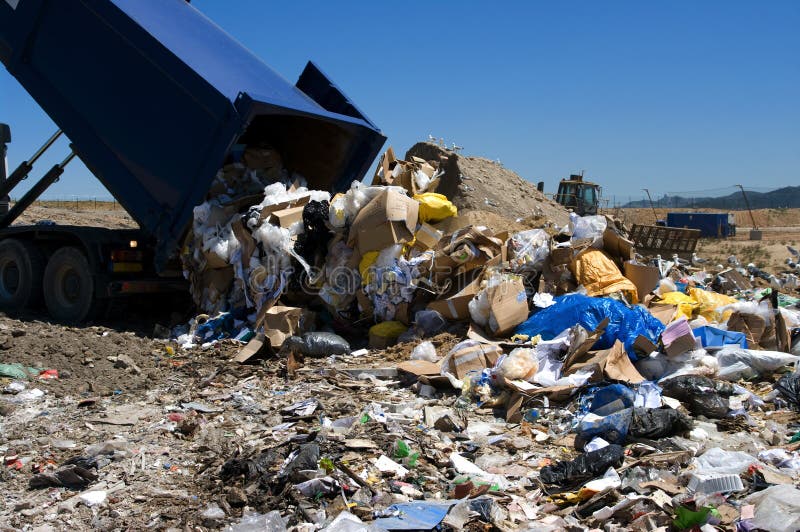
[3,141,800,530]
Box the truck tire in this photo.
[0,239,45,312]
[43,247,96,323]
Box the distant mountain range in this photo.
[624,186,800,209]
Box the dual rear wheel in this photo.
[0,240,96,323]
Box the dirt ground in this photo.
[614,207,800,231]
[613,207,800,272]
[1,194,798,530]
[14,204,137,229]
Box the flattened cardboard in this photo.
[602,341,645,384]
[233,333,266,363]
[486,277,529,336]
[259,194,310,219]
[624,261,661,300]
[427,276,482,320]
[648,304,677,325]
[718,268,753,292]
[397,360,441,377]
[506,392,525,423]
[603,228,634,267]
[349,189,419,253]
[562,319,610,372]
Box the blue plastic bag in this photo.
[591,384,636,416]
[513,294,665,358]
[693,326,748,349]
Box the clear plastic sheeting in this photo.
[716,347,800,381]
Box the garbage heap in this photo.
[179,143,800,531]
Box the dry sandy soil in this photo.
[615,207,800,272]
[406,142,570,227]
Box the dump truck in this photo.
[0,0,385,322]
[554,174,600,216]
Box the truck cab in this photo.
[555,174,600,216]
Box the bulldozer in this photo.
[554,174,600,216]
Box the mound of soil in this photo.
[405,142,570,227]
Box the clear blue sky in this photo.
[1,0,797,202]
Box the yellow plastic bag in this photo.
[569,249,639,302]
[658,291,699,321]
[359,251,379,286]
[687,287,737,324]
[369,321,408,339]
[414,193,457,223]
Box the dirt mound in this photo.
[405,142,570,227]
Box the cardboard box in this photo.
[624,261,661,301]
[259,194,310,219]
[372,147,439,195]
[486,277,529,336]
[727,311,767,348]
[414,223,443,251]
[427,276,482,320]
[718,268,753,292]
[269,205,304,228]
[661,317,697,357]
[633,335,658,355]
[648,303,677,325]
[602,227,634,267]
[444,342,502,379]
[550,242,573,266]
[263,306,308,349]
[348,189,419,253]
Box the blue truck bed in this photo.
[0,0,385,266]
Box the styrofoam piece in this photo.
[687,473,744,494]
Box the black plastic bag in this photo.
[775,373,800,410]
[629,407,693,439]
[220,450,279,484]
[29,465,98,490]
[539,444,624,486]
[285,332,351,357]
[660,375,731,419]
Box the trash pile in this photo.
[5,141,800,530]
[167,143,800,529]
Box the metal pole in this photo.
[0,123,10,215]
[0,151,76,229]
[643,188,658,224]
[737,184,758,230]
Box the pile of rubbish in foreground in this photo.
[4,141,800,530]
[157,142,800,529]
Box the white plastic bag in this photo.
[744,485,800,532]
[716,347,800,381]
[692,447,760,475]
[410,341,438,362]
